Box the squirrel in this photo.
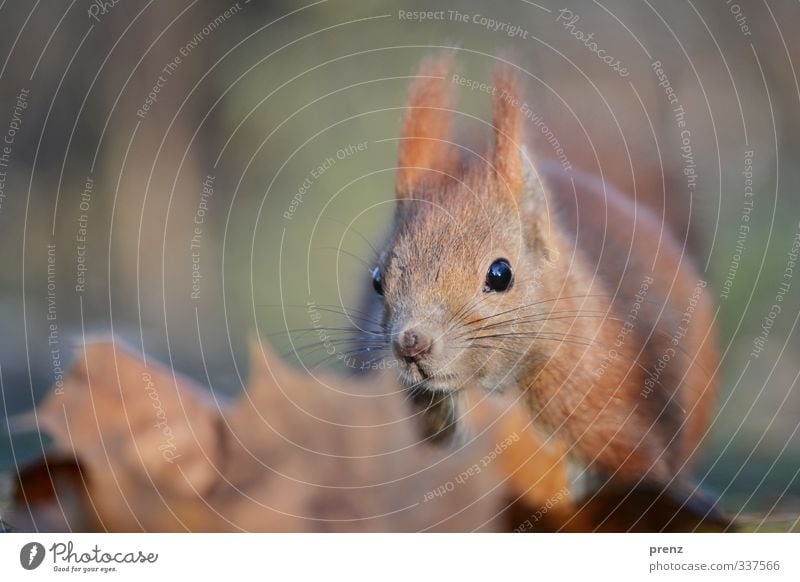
[358,54,718,487]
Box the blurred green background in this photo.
[0,0,798,524]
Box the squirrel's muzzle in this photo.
[394,328,433,362]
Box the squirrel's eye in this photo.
[372,266,384,296]
[484,259,513,293]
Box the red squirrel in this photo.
[360,54,717,487]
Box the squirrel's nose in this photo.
[394,328,433,362]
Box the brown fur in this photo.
[364,55,718,487]
[396,53,458,196]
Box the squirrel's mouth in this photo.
[399,362,458,392]
[396,360,463,442]
[402,375,463,443]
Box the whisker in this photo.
[255,302,382,323]
[310,345,389,370]
[320,216,382,261]
[449,292,496,329]
[305,305,384,328]
[284,338,388,359]
[319,245,375,272]
[454,309,615,339]
[467,331,597,349]
[453,343,526,358]
[459,311,706,375]
[356,351,393,369]
[279,325,383,335]
[460,332,686,393]
[447,294,482,330]
[458,293,614,328]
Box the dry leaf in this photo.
[14,339,520,531]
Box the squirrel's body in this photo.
[518,161,716,482]
[362,55,717,486]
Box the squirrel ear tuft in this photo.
[491,62,525,202]
[396,53,457,197]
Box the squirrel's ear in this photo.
[491,63,524,202]
[396,54,457,197]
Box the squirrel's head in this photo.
[371,55,559,432]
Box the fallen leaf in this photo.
[15,339,512,531]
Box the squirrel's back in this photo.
[531,159,717,480]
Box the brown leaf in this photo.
[17,339,514,531]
